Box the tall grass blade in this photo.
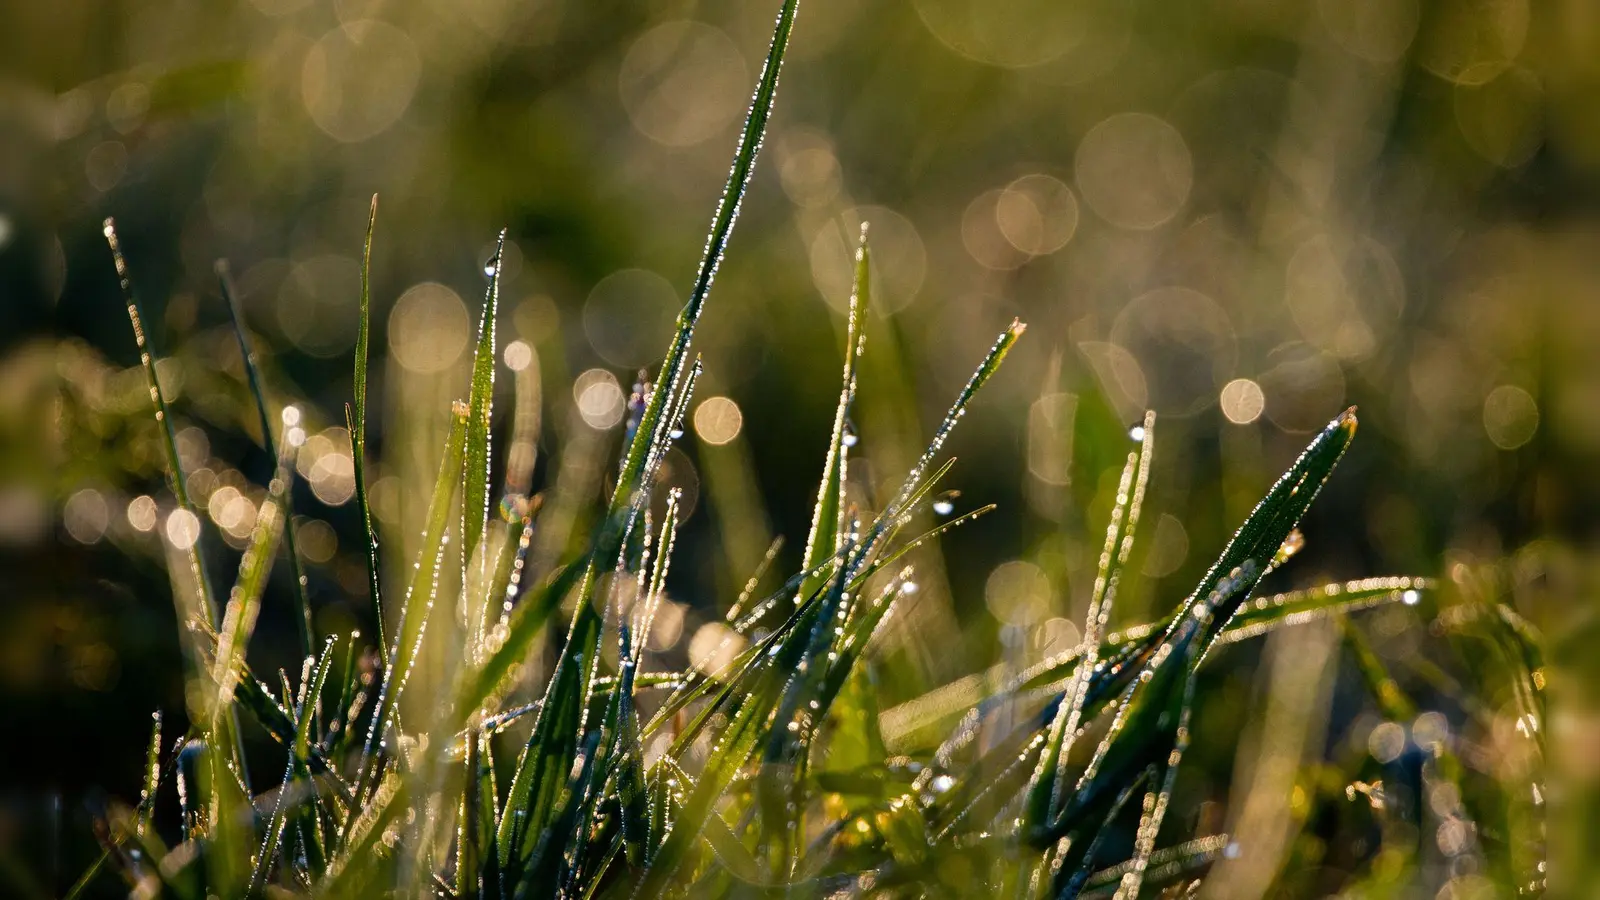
[350,195,386,666]
[102,219,219,626]
[356,405,468,808]
[216,260,313,661]
[464,229,504,570]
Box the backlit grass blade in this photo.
[1026,411,1153,835]
[610,0,797,524]
[350,195,386,666]
[138,711,162,838]
[102,219,219,626]
[464,229,504,569]
[208,482,285,736]
[216,260,314,661]
[356,404,468,807]
[250,655,316,892]
[800,225,870,593]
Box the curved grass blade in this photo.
[350,195,386,666]
[216,260,314,662]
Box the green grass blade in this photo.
[1184,408,1358,641]
[138,711,162,837]
[250,655,318,892]
[800,225,870,589]
[1027,411,1153,834]
[350,195,386,666]
[355,405,468,807]
[610,0,797,520]
[464,229,504,571]
[102,219,219,628]
[208,486,286,735]
[216,260,314,662]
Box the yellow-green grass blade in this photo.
[216,260,314,662]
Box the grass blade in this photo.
[355,404,468,809]
[464,229,504,572]
[102,219,219,626]
[350,195,386,666]
[216,260,314,661]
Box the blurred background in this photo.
[1,0,1595,894]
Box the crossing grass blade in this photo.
[216,261,314,661]
[354,404,468,810]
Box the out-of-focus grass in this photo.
[0,0,1582,896]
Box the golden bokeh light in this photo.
[1220,378,1265,425]
[277,256,361,358]
[302,21,421,143]
[912,0,1090,69]
[582,270,678,368]
[996,174,1078,257]
[1483,384,1538,450]
[389,282,470,374]
[619,22,747,147]
[984,559,1052,627]
[573,368,625,430]
[693,396,744,446]
[504,339,534,372]
[63,488,109,544]
[776,129,843,209]
[1075,113,1192,231]
[1317,0,1419,63]
[164,508,201,550]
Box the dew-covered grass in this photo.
[61,2,1545,897]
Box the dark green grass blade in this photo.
[102,219,219,628]
[464,229,504,568]
[216,260,314,661]
[611,0,797,517]
[350,195,386,666]
[1185,408,1359,642]
[498,0,800,883]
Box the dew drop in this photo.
[483,257,500,278]
[1128,424,1147,442]
[670,427,684,440]
[932,500,954,516]
[1402,589,1420,606]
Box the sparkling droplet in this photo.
[1129,424,1147,442]
[932,500,954,516]
[842,431,858,448]
[1402,589,1420,606]
[1272,528,1305,566]
[483,258,500,278]
[670,427,684,440]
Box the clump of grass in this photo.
[70,1,1545,897]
